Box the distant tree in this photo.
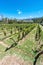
[8,19,13,24]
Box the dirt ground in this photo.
[0,41,8,47]
[0,55,32,65]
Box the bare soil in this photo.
[0,41,8,47]
[0,55,32,65]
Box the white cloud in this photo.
[18,11,22,15]
[17,10,22,15]
[29,16,33,18]
[0,15,2,20]
[0,16,1,18]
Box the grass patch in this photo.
[3,34,18,46]
[41,31,43,41]
[6,40,35,62]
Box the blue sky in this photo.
[0,0,43,19]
